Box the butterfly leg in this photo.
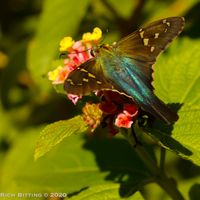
[131,125,142,147]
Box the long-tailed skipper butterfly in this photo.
[64,17,185,125]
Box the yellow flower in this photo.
[59,37,74,52]
[82,27,102,42]
[48,66,63,81]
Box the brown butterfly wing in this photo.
[115,17,185,81]
[64,58,113,95]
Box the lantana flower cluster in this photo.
[48,27,139,134]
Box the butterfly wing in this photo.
[64,17,184,125]
[109,17,185,124]
[115,17,185,82]
[64,58,114,95]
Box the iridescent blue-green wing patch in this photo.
[64,58,113,95]
[114,17,185,81]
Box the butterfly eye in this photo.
[90,49,95,57]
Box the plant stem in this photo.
[121,128,184,200]
[160,147,166,171]
[156,173,184,200]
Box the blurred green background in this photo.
[0,0,200,199]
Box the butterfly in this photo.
[64,17,185,125]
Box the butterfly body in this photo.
[64,17,185,124]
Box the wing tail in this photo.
[108,60,179,125]
[142,95,178,125]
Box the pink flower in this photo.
[115,113,133,128]
[49,39,93,87]
[114,103,138,129]
[68,41,91,66]
[55,67,72,84]
[67,94,82,105]
[50,37,95,104]
[97,90,139,134]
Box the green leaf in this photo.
[69,184,144,200]
[53,83,66,94]
[179,177,200,200]
[0,107,14,139]
[145,0,199,22]
[34,115,88,160]
[27,0,90,92]
[1,131,150,196]
[152,38,200,166]
[0,128,44,200]
[141,125,192,158]
[172,106,200,165]
[106,0,136,19]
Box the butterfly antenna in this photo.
[100,34,106,44]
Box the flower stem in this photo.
[160,147,166,172]
[121,127,184,200]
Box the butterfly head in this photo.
[90,43,113,57]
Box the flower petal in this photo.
[115,113,133,128]
[59,37,74,52]
[82,27,102,42]
[48,66,63,82]
[68,94,82,105]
